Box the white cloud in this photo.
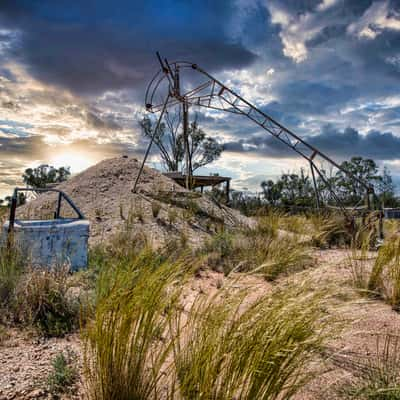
[347,1,400,39]
[317,0,339,12]
[266,3,327,63]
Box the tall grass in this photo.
[203,215,311,280]
[173,282,333,400]
[83,249,188,400]
[0,243,24,313]
[339,334,400,399]
[13,265,80,336]
[348,228,376,291]
[368,235,400,309]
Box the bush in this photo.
[13,266,79,337]
[151,201,162,218]
[47,350,78,395]
[202,217,311,279]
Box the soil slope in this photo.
[16,157,252,247]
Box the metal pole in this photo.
[132,94,170,193]
[183,98,191,190]
[55,191,62,218]
[310,162,320,210]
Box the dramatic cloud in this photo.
[1,0,400,195]
[0,0,257,95]
[347,1,400,39]
[224,125,400,161]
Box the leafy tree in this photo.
[186,119,223,173]
[22,165,71,188]
[377,166,398,207]
[260,180,282,206]
[334,157,382,205]
[260,157,398,208]
[3,193,26,207]
[140,113,223,174]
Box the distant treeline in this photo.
[227,157,399,215]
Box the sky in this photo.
[1,0,400,197]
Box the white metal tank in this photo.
[3,219,89,270]
[3,187,89,270]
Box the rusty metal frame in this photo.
[138,54,383,237]
[7,187,85,235]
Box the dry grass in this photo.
[368,234,400,309]
[12,265,80,336]
[338,334,400,399]
[203,213,312,280]
[83,249,188,400]
[173,282,334,400]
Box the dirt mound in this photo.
[17,157,252,247]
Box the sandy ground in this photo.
[1,248,400,399]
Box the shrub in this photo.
[13,266,79,337]
[338,334,400,399]
[310,214,350,248]
[173,282,333,400]
[47,350,78,395]
[151,201,162,218]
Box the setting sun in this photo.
[48,151,95,173]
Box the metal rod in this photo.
[310,162,320,210]
[7,189,17,234]
[132,94,170,193]
[55,191,62,218]
[183,98,191,189]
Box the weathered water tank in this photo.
[2,188,89,270]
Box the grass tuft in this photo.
[13,266,79,337]
[338,334,400,399]
[83,250,188,400]
[173,282,333,400]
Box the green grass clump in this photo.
[338,334,400,399]
[47,350,78,396]
[83,250,188,400]
[202,215,311,280]
[13,266,79,337]
[0,243,24,314]
[173,283,333,400]
[368,235,400,309]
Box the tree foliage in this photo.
[261,157,399,208]
[22,164,71,189]
[140,112,223,173]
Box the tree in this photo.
[140,113,223,173]
[22,164,71,188]
[3,193,26,207]
[377,166,398,207]
[334,157,382,205]
[261,180,282,206]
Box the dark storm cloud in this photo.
[0,0,257,95]
[0,135,46,158]
[224,125,400,160]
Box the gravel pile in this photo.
[17,156,252,247]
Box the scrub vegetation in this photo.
[1,208,400,399]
